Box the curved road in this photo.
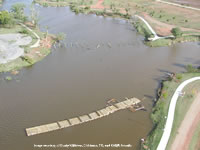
[157,77,200,150]
[134,15,174,41]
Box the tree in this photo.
[11,3,26,21]
[44,25,49,40]
[171,27,182,38]
[30,4,39,27]
[0,11,12,26]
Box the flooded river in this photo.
[0,0,200,150]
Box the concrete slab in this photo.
[58,120,70,128]
[97,110,105,117]
[131,98,140,104]
[37,125,49,133]
[69,117,81,125]
[100,108,110,116]
[115,102,127,109]
[89,112,99,120]
[46,123,60,131]
[26,127,39,136]
[107,105,118,112]
[123,100,133,106]
[79,115,91,122]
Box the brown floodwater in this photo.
[0,1,200,150]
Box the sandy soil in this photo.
[170,93,200,150]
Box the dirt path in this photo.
[91,0,105,9]
[142,13,200,36]
[170,93,200,150]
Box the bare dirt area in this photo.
[91,0,105,9]
[166,0,200,8]
[170,93,200,150]
[26,36,53,59]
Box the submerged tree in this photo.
[55,33,66,42]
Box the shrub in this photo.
[21,56,34,65]
[186,64,199,73]
[19,28,29,34]
[176,74,182,80]
[55,33,66,42]
[162,92,168,99]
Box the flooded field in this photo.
[0,0,200,150]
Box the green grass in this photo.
[0,57,30,72]
[142,72,200,150]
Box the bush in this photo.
[21,56,34,65]
[186,64,199,73]
[55,33,66,42]
[176,74,182,80]
[19,28,29,34]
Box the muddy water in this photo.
[0,1,200,150]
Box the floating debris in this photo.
[96,44,100,49]
[5,76,12,81]
[11,70,19,75]
[107,42,112,48]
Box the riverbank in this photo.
[0,23,55,73]
[142,68,200,150]
[33,0,200,47]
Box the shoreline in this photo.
[33,0,200,47]
[141,69,200,150]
